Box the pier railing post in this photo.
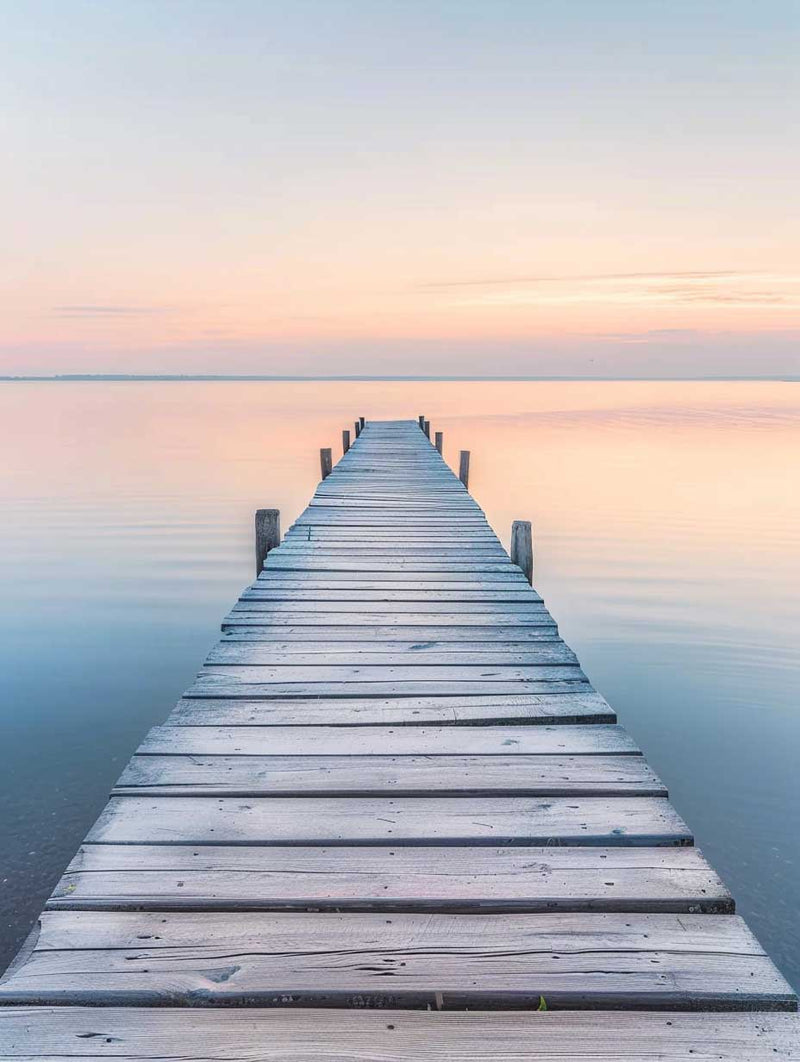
[359,416,365,429]
[320,447,332,480]
[511,520,533,584]
[342,429,351,454]
[354,420,361,438]
[418,415,425,430]
[254,508,280,576]
[459,450,470,488]
[435,431,443,454]
[423,419,430,439]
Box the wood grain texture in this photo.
[86,794,691,846]
[1,912,792,1010]
[113,753,666,797]
[50,844,732,913]
[206,645,577,665]
[2,1008,798,1059]
[222,612,559,628]
[139,723,638,756]
[167,692,616,727]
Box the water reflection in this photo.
[0,381,797,982]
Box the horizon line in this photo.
[2,374,799,383]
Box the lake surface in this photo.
[1,380,798,985]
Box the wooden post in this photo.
[354,420,361,438]
[459,450,470,488]
[359,416,365,429]
[418,415,425,430]
[342,429,351,454]
[511,520,533,584]
[423,419,430,439]
[254,509,280,576]
[320,447,332,480]
[435,431,443,454]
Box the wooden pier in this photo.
[1,418,797,1059]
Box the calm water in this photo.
[1,381,798,984]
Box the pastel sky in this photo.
[2,0,799,377]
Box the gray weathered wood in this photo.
[254,509,280,577]
[1,912,791,1010]
[2,1008,797,1058]
[139,723,637,756]
[342,428,350,454]
[49,843,732,914]
[511,520,533,584]
[205,643,577,666]
[113,753,665,797]
[435,430,443,454]
[198,663,585,683]
[458,450,470,487]
[320,447,333,480]
[167,691,616,727]
[222,612,559,629]
[86,795,691,846]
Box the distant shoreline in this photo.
[1,375,798,383]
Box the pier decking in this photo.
[1,419,797,1058]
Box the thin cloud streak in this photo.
[425,272,800,311]
[417,271,775,291]
[49,306,174,318]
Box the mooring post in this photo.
[459,450,470,488]
[423,419,430,439]
[254,508,280,576]
[418,415,425,430]
[320,447,332,479]
[342,429,351,454]
[359,416,365,429]
[510,520,533,584]
[354,420,361,438]
[435,431,443,454]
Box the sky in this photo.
[2,0,799,377]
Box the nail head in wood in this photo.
[320,447,333,480]
[511,519,534,584]
[459,450,470,488]
[254,508,280,576]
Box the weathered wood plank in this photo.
[113,753,665,797]
[234,601,551,614]
[222,624,561,641]
[1,912,791,1010]
[223,612,558,628]
[167,692,616,727]
[86,795,691,846]
[140,723,637,756]
[187,679,589,698]
[220,630,563,645]
[206,644,578,665]
[256,570,529,582]
[48,843,732,913]
[2,1008,798,1058]
[197,664,585,683]
[242,589,544,603]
